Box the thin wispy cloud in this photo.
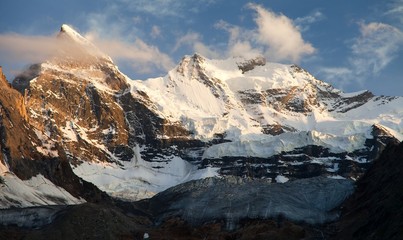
[385,0,403,25]
[84,10,175,75]
[320,22,403,90]
[173,32,221,59]
[0,34,58,63]
[0,31,105,64]
[318,67,353,90]
[116,0,220,18]
[173,32,201,52]
[295,10,325,32]
[85,31,175,74]
[150,25,161,39]
[350,22,403,76]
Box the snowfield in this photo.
[72,145,219,200]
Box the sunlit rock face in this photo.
[0,66,106,208]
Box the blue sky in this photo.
[1,0,402,96]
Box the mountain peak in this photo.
[0,66,9,87]
[59,24,90,45]
[60,24,77,34]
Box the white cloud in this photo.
[0,30,106,64]
[228,41,262,59]
[248,3,316,62]
[214,20,242,45]
[214,20,262,59]
[173,4,316,63]
[193,42,221,59]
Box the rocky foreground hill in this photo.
[0,24,402,239]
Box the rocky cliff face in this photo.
[0,66,33,165]
[0,66,109,208]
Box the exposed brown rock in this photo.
[0,66,40,164]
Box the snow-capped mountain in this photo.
[1,24,402,205]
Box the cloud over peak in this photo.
[248,3,316,62]
[174,4,317,63]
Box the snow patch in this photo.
[275,175,289,183]
[0,173,84,208]
[72,145,219,200]
[33,129,59,157]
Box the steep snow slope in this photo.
[0,161,84,208]
[128,53,402,187]
[131,54,403,142]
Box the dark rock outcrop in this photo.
[237,55,266,73]
[330,141,403,240]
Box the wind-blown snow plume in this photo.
[86,33,175,74]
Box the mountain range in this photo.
[0,24,402,239]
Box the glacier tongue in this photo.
[150,176,354,229]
